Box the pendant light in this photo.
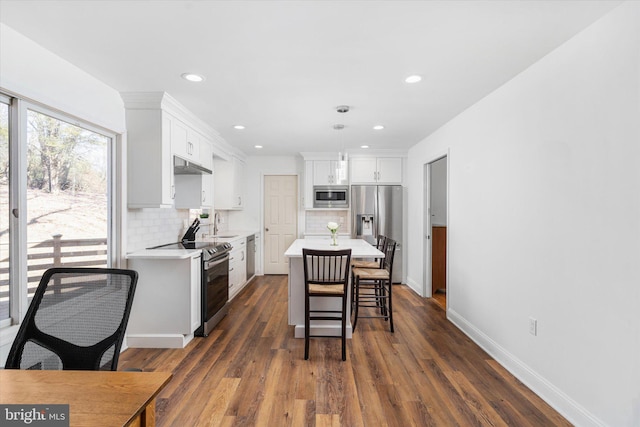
[334,123,347,183]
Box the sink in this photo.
[214,234,238,238]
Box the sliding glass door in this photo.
[0,97,10,327]
[0,94,116,329]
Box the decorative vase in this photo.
[330,231,338,246]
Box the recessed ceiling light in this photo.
[373,125,385,130]
[405,75,422,83]
[361,145,370,149]
[233,125,245,130]
[181,73,205,82]
[255,145,263,149]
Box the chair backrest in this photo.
[382,238,397,279]
[302,249,352,289]
[5,267,138,371]
[375,235,388,267]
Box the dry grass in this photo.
[0,183,107,242]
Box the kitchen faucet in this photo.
[214,212,219,236]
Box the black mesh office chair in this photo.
[5,267,138,371]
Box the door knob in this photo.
[265,228,269,232]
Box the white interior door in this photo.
[264,175,297,274]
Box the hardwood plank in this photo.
[119,275,571,426]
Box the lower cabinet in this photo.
[126,252,202,348]
[228,238,247,300]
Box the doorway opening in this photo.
[424,155,448,309]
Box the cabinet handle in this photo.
[237,196,242,206]
[230,267,235,271]
[171,185,176,199]
[202,191,206,202]
[241,251,245,261]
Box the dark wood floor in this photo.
[119,275,571,426]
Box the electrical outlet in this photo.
[528,317,537,336]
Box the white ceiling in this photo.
[0,1,622,156]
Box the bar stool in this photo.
[302,248,352,361]
[351,238,396,332]
[351,235,387,269]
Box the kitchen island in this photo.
[284,238,383,338]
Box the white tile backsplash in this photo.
[127,208,191,252]
[305,210,350,234]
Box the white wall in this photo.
[227,155,303,232]
[406,3,639,426]
[0,24,125,132]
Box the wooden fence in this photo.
[0,234,108,297]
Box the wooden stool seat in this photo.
[351,260,381,269]
[352,267,389,280]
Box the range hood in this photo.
[174,156,212,175]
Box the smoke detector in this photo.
[336,105,350,113]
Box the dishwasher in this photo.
[246,234,255,279]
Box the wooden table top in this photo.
[0,370,172,427]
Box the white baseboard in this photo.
[126,333,194,349]
[405,275,423,296]
[447,309,607,427]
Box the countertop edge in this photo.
[126,230,259,260]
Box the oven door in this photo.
[198,253,229,336]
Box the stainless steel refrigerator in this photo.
[351,185,403,283]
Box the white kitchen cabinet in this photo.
[174,173,213,209]
[313,160,348,186]
[124,109,175,208]
[214,156,245,209]
[126,252,202,348]
[171,117,201,162]
[303,159,348,208]
[174,140,214,209]
[123,92,216,208]
[350,157,403,184]
[228,237,247,300]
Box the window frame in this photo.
[1,92,121,331]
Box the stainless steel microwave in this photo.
[313,186,349,208]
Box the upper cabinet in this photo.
[124,107,175,208]
[214,156,245,210]
[171,118,196,161]
[350,157,403,184]
[312,160,348,186]
[123,92,229,209]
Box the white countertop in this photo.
[127,230,258,260]
[284,238,383,258]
